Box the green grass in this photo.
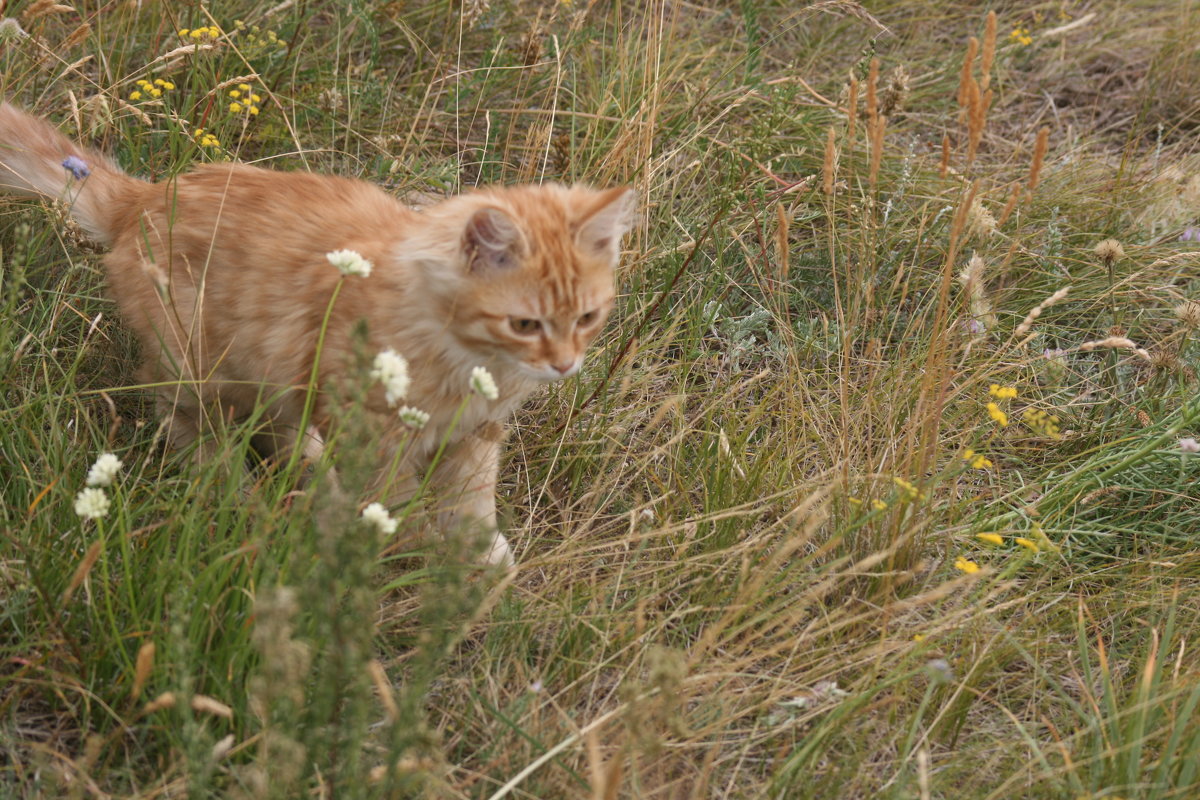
[3,1,1200,797]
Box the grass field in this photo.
[2,1,1200,797]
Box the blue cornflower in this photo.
[62,155,90,180]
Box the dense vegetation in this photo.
[2,1,1199,797]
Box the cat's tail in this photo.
[0,102,140,245]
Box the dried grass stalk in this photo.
[367,659,399,723]
[956,36,978,110]
[980,11,997,92]
[965,77,991,166]
[62,540,102,604]
[191,694,234,719]
[131,642,156,702]
[997,182,1021,226]
[1027,126,1049,194]
[775,202,789,282]
[822,125,837,195]
[1077,336,1152,361]
[869,113,886,189]
[1014,286,1070,339]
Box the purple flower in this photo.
[1181,227,1200,243]
[61,155,90,180]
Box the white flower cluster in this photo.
[361,502,397,535]
[370,347,433,432]
[325,248,373,277]
[74,452,123,520]
[370,348,410,407]
[74,487,110,520]
[398,406,430,429]
[469,366,499,400]
[86,452,123,487]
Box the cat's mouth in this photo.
[519,358,581,382]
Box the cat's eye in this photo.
[577,310,598,327]
[509,317,542,335]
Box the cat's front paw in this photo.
[482,531,515,572]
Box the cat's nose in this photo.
[551,360,577,376]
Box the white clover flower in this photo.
[360,502,397,535]
[1180,437,1200,453]
[85,452,123,487]
[397,406,430,429]
[370,348,410,407]
[469,366,498,400]
[74,487,110,520]
[325,248,373,277]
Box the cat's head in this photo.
[442,184,635,382]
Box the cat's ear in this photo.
[464,207,525,272]
[574,186,636,261]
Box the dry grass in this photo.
[1,1,1200,798]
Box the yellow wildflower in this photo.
[975,533,1004,546]
[962,448,994,469]
[988,384,1017,400]
[1009,27,1032,46]
[1015,537,1039,553]
[248,106,259,115]
[1031,523,1058,552]
[893,477,927,503]
[130,77,173,101]
[848,497,862,505]
[954,556,981,574]
[913,633,925,642]
[986,402,1008,427]
[229,101,243,113]
[193,128,220,148]
[871,499,888,510]
[229,89,241,99]
[238,83,251,91]
[1021,408,1062,440]
[184,25,221,41]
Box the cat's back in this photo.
[129,161,409,240]
[102,161,416,349]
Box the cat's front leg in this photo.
[429,422,514,569]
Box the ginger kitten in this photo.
[0,101,634,568]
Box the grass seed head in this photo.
[1014,286,1071,339]
[0,18,29,42]
[822,125,838,194]
[879,64,910,116]
[1173,300,1200,329]
[1093,238,1125,264]
[980,11,997,91]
